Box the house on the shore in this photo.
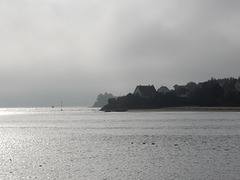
[157,86,170,94]
[174,84,189,98]
[133,85,157,98]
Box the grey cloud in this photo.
[0,0,240,106]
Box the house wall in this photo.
[133,87,142,97]
[157,87,169,94]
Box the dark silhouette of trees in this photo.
[93,93,115,107]
[193,79,224,106]
[100,77,240,111]
[185,82,198,93]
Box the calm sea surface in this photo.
[0,107,240,180]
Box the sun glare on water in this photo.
[0,108,28,116]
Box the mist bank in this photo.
[93,93,115,107]
[100,77,240,112]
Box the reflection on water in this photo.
[0,107,240,179]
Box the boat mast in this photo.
[61,101,63,111]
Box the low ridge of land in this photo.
[100,77,240,112]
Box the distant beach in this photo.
[128,106,240,112]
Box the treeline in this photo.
[93,93,115,107]
[101,77,240,111]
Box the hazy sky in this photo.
[1,0,240,107]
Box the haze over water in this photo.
[0,107,239,179]
[1,1,240,107]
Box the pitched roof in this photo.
[158,86,169,91]
[134,85,156,97]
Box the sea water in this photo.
[0,107,239,180]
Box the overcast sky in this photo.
[1,0,240,107]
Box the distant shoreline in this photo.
[128,106,240,112]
